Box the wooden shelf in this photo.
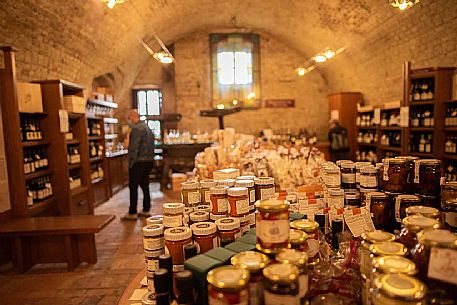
[24,169,52,181]
[443,154,457,160]
[444,127,457,132]
[105,134,118,140]
[87,115,103,120]
[68,112,84,119]
[20,112,47,117]
[28,196,55,216]
[103,117,118,124]
[444,100,457,104]
[358,143,378,148]
[410,127,434,132]
[87,99,118,109]
[88,135,103,141]
[357,126,378,130]
[90,156,104,163]
[22,140,49,147]
[68,163,82,170]
[379,146,401,152]
[410,152,434,158]
[409,100,435,106]
[66,139,80,145]
[70,185,88,197]
[380,127,402,131]
[91,177,104,184]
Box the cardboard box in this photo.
[213,168,240,180]
[171,173,187,191]
[63,95,86,114]
[16,82,43,113]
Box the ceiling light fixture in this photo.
[140,38,175,64]
[103,0,125,9]
[297,46,345,76]
[389,0,419,11]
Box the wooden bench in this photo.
[0,214,115,272]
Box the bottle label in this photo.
[257,219,289,243]
[187,191,201,205]
[341,173,356,183]
[249,189,255,203]
[216,198,228,213]
[260,187,275,200]
[445,212,457,228]
[235,199,249,215]
[143,237,165,251]
[395,198,402,223]
[163,214,183,227]
[264,290,300,305]
[145,258,159,271]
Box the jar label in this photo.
[445,212,457,228]
[260,187,275,200]
[359,248,371,277]
[414,161,420,184]
[428,247,457,285]
[146,258,159,271]
[383,160,389,181]
[216,198,228,213]
[187,191,201,205]
[250,189,256,203]
[325,174,341,187]
[163,214,183,227]
[341,173,356,184]
[298,274,308,298]
[173,264,185,273]
[257,219,289,243]
[394,198,402,223]
[209,290,249,305]
[143,237,165,251]
[362,176,377,188]
[306,238,320,259]
[328,197,344,209]
[235,199,249,215]
[204,190,211,203]
[264,290,300,305]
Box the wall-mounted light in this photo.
[102,0,125,9]
[389,0,419,10]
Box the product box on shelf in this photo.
[172,173,188,191]
[63,95,86,114]
[16,82,43,113]
[213,168,240,180]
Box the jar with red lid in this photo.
[162,203,185,228]
[382,158,408,192]
[366,192,390,230]
[164,227,193,272]
[228,187,250,217]
[235,179,255,206]
[200,179,217,205]
[392,195,421,230]
[290,219,320,265]
[341,162,357,190]
[254,177,275,201]
[190,221,218,253]
[255,199,290,254]
[413,159,443,196]
[181,181,201,207]
[207,266,250,305]
[210,186,229,215]
[396,215,440,251]
[215,217,241,245]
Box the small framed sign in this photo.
[264,99,295,108]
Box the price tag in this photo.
[343,207,375,237]
[428,247,457,285]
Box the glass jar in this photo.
[371,273,426,305]
[228,187,250,217]
[210,213,227,222]
[236,214,250,236]
[162,203,185,228]
[367,192,390,230]
[327,188,344,209]
[210,186,229,215]
[356,162,372,188]
[181,181,201,207]
[323,167,341,188]
[290,219,320,265]
[189,211,209,224]
[345,191,361,208]
[359,230,395,278]
[248,212,256,229]
[218,179,236,188]
[144,248,164,272]
[235,179,256,205]
[207,266,250,305]
[441,181,457,209]
[255,199,290,254]
[195,204,211,213]
[360,166,379,191]
[413,159,443,196]
[164,227,193,272]
[237,175,256,180]
[146,215,163,226]
[200,179,217,205]
[254,177,275,201]
[142,224,165,251]
[341,162,356,190]
[382,158,408,193]
[276,249,309,301]
[405,205,440,219]
[215,217,241,244]
[190,221,218,253]
[396,215,440,251]
[289,229,308,251]
[392,195,421,230]
[263,263,300,305]
[231,251,270,305]
[395,156,419,194]
[417,194,441,210]
[443,199,457,232]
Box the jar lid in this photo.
[384,158,406,165]
[191,222,217,235]
[263,263,299,283]
[336,160,353,166]
[181,181,200,190]
[207,266,250,290]
[189,211,209,222]
[341,162,355,169]
[237,175,256,180]
[375,163,383,169]
[403,215,440,232]
[289,229,307,245]
[142,291,156,305]
[444,181,457,190]
[276,248,308,267]
[142,224,164,237]
[200,179,217,188]
[146,215,163,225]
[417,229,457,248]
[360,166,377,174]
[361,230,395,244]
[418,159,441,166]
[445,198,457,206]
[328,188,344,196]
[210,185,229,195]
[324,167,340,174]
[345,192,360,200]
[254,177,275,185]
[233,214,249,223]
[210,213,227,221]
[184,207,194,215]
[368,191,388,199]
[290,219,319,233]
[396,195,421,203]
[255,198,289,212]
[215,217,241,231]
[163,203,185,214]
[369,241,407,256]
[218,179,236,187]
[144,248,165,258]
[405,205,440,218]
[164,227,192,241]
[374,274,426,301]
[373,255,417,276]
[195,205,211,212]
[356,162,371,169]
[227,187,248,197]
[231,251,270,272]
[235,180,255,188]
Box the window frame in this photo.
[131,87,163,139]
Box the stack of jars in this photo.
[142,223,165,291]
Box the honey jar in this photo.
[142,224,165,251]
[358,230,395,278]
[392,195,421,230]
[235,179,255,205]
[181,181,201,206]
[162,203,185,228]
[200,179,217,204]
[367,192,390,230]
[164,227,193,272]
[189,211,209,224]
[341,162,357,190]
[215,217,241,244]
[190,221,218,253]
[289,229,307,251]
[443,198,457,232]
[276,249,309,301]
[254,177,275,201]
[227,187,249,217]
[207,266,250,305]
[210,186,229,215]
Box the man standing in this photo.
[122,110,155,220]
[328,119,350,162]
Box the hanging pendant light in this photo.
[389,0,419,11]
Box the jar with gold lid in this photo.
[181,181,201,207]
[290,219,320,265]
[200,179,217,205]
[210,186,229,215]
[396,215,440,251]
[289,229,308,252]
[392,195,421,230]
[359,230,396,278]
[231,251,270,305]
[276,249,309,302]
[255,199,290,254]
[371,273,426,305]
[207,266,250,305]
[369,241,407,260]
[405,205,440,219]
[254,177,275,201]
[263,263,300,305]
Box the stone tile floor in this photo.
[0,183,180,305]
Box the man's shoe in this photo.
[138,211,151,218]
[121,213,138,221]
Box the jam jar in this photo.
[207,266,250,305]
[443,198,457,232]
[341,162,357,190]
[190,222,218,253]
[417,194,440,210]
[210,186,229,215]
[360,166,379,191]
[215,217,241,244]
[356,162,372,188]
[255,199,290,254]
[323,167,341,188]
[290,219,320,265]
[263,263,300,305]
[142,224,165,252]
[162,203,185,228]
[327,188,344,209]
[276,249,309,301]
[371,273,426,305]
[345,191,361,208]
[181,181,201,207]
[367,192,390,230]
[358,230,395,278]
[200,179,217,205]
[395,156,419,193]
[164,227,193,272]
[235,179,255,205]
[231,251,270,305]
[396,215,440,251]
[405,205,440,219]
[382,158,408,193]
[392,195,421,230]
[227,187,250,217]
[289,229,308,251]
[189,211,210,224]
[369,241,407,259]
[413,159,443,196]
[441,181,457,209]
[254,177,275,201]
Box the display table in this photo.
[117,269,147,305]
